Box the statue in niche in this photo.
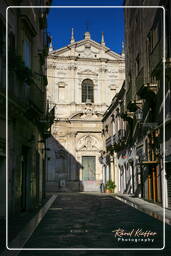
[85,135,93,150]
[80,106,96,119]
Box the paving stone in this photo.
[15,193,171,255]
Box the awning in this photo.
[141,160,160,165]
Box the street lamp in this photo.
[135,108,158,129]
[135,108,143,122]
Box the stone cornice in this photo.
[48,55,125,64]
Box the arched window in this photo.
[82,79,94,103]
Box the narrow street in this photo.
[1,1,171,255]
[16,193,171,255]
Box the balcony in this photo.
[106,134,118,148]
[118,129,126,140]
[106,133,127,153]
[120,111,134,122]
[137,82,158,100]
[113,134,119,145]
[113,134,124,152]
[106,136,113,148]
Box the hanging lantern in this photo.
[135,108,143,121]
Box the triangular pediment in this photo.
[49,38,124,61]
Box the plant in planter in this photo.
[105,180,116,193]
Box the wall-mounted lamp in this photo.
[135,108,143,122]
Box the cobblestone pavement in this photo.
[18,193,171,256]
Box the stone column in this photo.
[106,165,110,182]
[102,165,105,184]
[110,155,115,182]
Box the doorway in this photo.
[147,165,158,202]
[82,156,96,191]
[82,156,96,181]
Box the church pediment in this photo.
[49,38,124,61]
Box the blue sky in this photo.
[47,0,124,54]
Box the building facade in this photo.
[124,0,171,206]
[46,31,125,192]
[102,82,128,194]
[102,0,171,207]
[0,0,52,218]
[102,81,141,196]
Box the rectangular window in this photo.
[82,79,94,103]
[88,85,94,102]
[23,38,31,68]
[82,85,87,102]
[148,18,162,53]
[82,85,94,103]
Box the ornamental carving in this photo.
[77,135,100,151]
[57,81,67,88]
[78,69,98,76]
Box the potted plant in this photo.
[105,180,116,193]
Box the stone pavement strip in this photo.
[115,193,171,226]
[14,192,171,255]
[0,195,57,256]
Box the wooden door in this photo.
[82,156,96,181]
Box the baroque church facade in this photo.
[46,30,125,192]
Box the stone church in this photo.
[46,30,125,192]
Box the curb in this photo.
[114,194,171,226]
[0,194,57,256]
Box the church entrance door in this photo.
[82,156,99,191]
